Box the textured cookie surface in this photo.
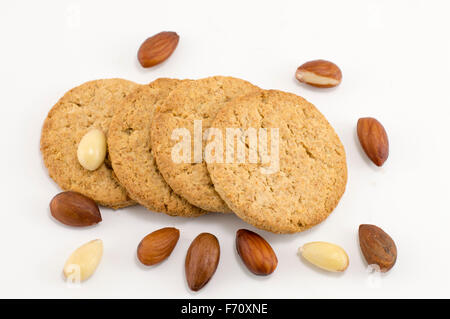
[151,76,260,213]
[108,78,206,217]
[207,90,347,233]
[40,79,140,208]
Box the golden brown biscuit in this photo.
[40,79,139,208]
[108,78,207,217]
[207,90,347,233]
[151,76,260,213]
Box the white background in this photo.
[0,0,449,299]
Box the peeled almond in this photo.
[63,239,103,282]
[77,129,107,171]
[299,241,349,272]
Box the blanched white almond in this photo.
[77,129,106,171]
[299,241,349,272]
[63,239,103,282]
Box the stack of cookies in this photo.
[41,76,347,233]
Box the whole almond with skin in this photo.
[296,59,342,88]
[236,229,278,276]
[50,191,101,227]
[137,227,180,266]
[359,224,397,272]
[357,117,389,166]
[185,233,220,291]
[137,31,179,68]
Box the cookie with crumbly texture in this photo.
[40,79,140,209]
[108,78,207,217]
[207,90,347,233]
[151,76,260,213]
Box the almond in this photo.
[359,224,397,272]
[185,233,220,291]
[357,117,389,166]
[63,239,103,282]
[295,59,342,88]
[137,227,180,266]
[50,191,101,227]
[137,31,179,68]
[77,129,106,171]
[299,241,349,272]
[236,229,277,276]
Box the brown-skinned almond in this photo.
[185,233,220,291]
[357,117,389,166]
[137,31,179,68]
[359,224,397,272]
[296,59,342,88]
[236,229,278,275]
[137,227,180,266]
[50,191,101,227]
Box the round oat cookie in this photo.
[207,90,347,233]
[40,79,140,209]
[151,76,260,213]
[108,78,206,217]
